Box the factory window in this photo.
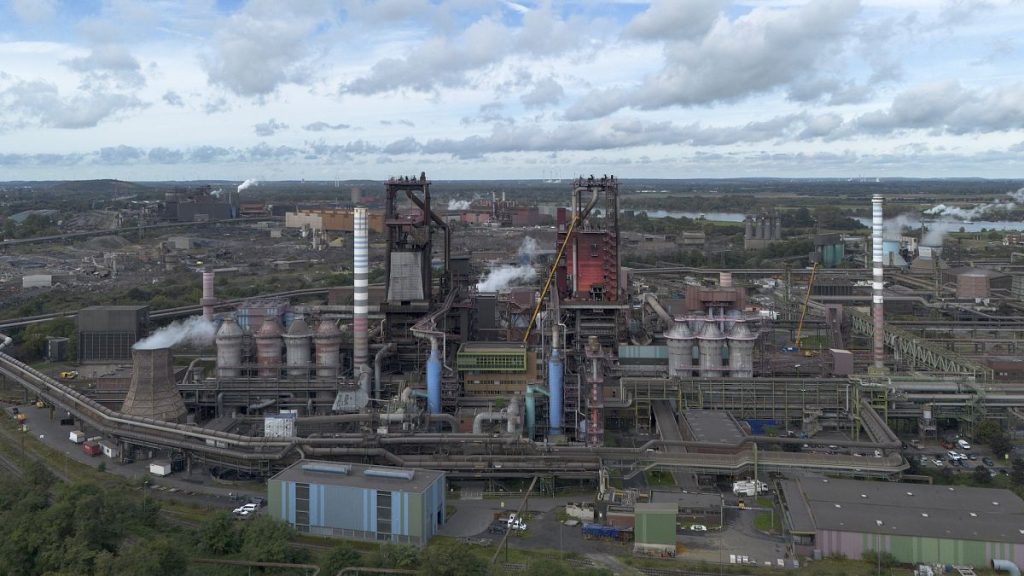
[376,490,392,539]
[295,483,310,532]
[590,243,599,257]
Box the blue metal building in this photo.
[268,460,446,546]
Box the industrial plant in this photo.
[6,174,1024,565]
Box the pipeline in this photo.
[473,411,508,434]
[642,293,674,329]
[373,343,396,400]
[525,385,549,440]
[992,560,1021,576]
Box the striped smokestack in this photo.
[201,270,216,321]
[871,194,885,370]
[353,207,369,370]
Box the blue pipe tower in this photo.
[426,339,442,414]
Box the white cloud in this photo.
[10,0,56,24]
[0,80,145,129]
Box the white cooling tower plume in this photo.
[353,207,369,369]
[872,194,885,370]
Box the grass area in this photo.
[644,469,676,487]
[752,497,781,534]
[797,335,830,349]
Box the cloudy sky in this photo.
[0,0,1022,181]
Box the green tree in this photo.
[321,542,362,574]
[975,420,1001,445]
[418,542,489,576]
[198,512,242,555]
[991,431,1013,460]
[1011,458,1024,485]
[110,536,188,576]
[366,543,420,569]
[862,550,898,569]
[240,516,293,564]
[973,466,992,485]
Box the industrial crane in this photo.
[794,262,819,357]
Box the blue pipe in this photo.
[548,350,563,434]
[427,344,442,414]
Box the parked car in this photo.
[233,503,258,515]
[932,458,944,466]
[957,439,972,450]
[983,457,995,467]
[690,524,708,532]
[968,453,978,461]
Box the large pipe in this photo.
[473,411,507,434]
[548,323,563,435]
[374,343,396,400]
[526,385,549,440]
[353,207,369,370]
[993,560,1021,576]
[872,194,885,370]
[426,337,442,414]
[201,270,216,321]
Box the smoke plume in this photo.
[237,178,259,193]
[883,214,915,240]
[517,236,540,264]
[210,188,223,198]
[133,316,217,350]
[477,236,542,292]
[924,187,1024,220]
[476,265,537,292]
[447,199,471,210]
[922,222,956,247]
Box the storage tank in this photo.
[698,321,725,378]
[255,317,283,379]
[664,318,694,378]
[727,321,757,378]
[549,324,563,435]
[314,319,342,379]
[215,317,243,378]
[283,316,311,378]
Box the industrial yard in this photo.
[4,175,1024,574]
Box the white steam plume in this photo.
[883,214,916,240]
[477,236,542,291]
[447,199,471,210]
[476,265,537,292]
[133,316,217,350]
[210,188,223,198]
[517,236,539,263]
[922,222,956,247]
[237,178,259,193]
[924,187,1024,220]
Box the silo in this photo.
[426,339,442,414]
[314,319,342,379]
[283,316,311,378]
[664,318,694,377]
[215,317,243,379]
[727,321,757,378]
[698,321,725,378]
[122,347,187,422]
[255,317,283,379]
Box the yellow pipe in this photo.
[523,217,579,343]
[795,262,818,349]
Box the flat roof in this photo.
[783,477,1024,543]
[681,409,746,444]
[652,490,721,510]
[635,502,679,514]
[271,460,443,494]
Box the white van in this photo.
[957,439,971,450]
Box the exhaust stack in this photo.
[871,194,885,370]
[122,347,187,422]
[353,207,369,371]
[201,270,216,321]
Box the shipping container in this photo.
[149,462,172,476]
[81,441,101,456]
[69,430,86,444]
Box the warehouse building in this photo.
[77,305,150,363]
[267,461,445,546]
[781,477,1024,565]
[634,502,678,556]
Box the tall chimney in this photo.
[122,348,187,422]
[353,207,369,371]
[871,194,885,370]
[201,270,216,321]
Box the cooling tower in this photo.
[664,318,694,378]
[727,321,757,378]
[122,347,187,422]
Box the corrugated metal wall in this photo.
[819,529,1024,565]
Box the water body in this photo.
[591,208,1024,232]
